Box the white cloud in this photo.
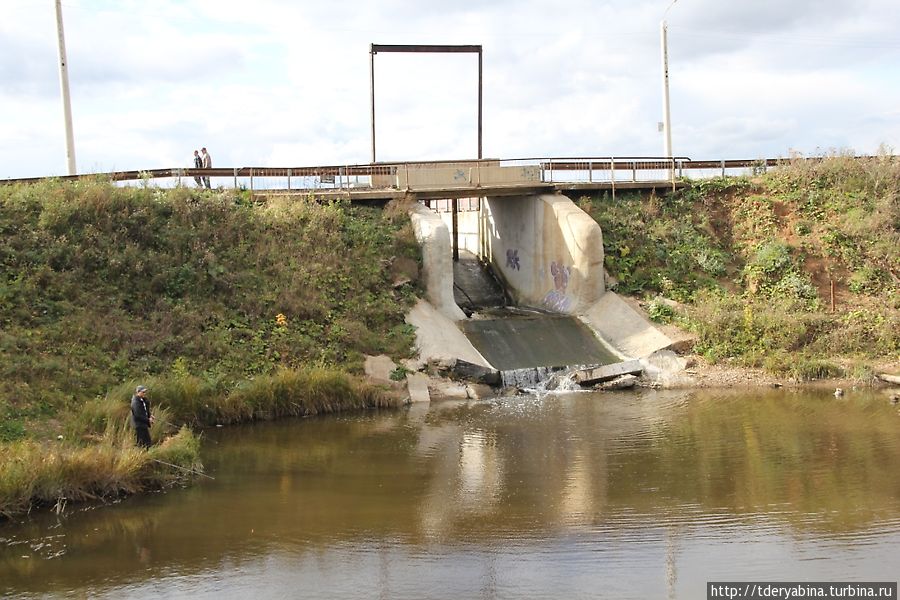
[1,0,898,178]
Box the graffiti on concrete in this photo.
[506,248,521,271]
[543,261,573,312]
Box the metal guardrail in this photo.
[0,156,802,191]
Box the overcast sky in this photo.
[2,0,899,178]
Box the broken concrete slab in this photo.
[573,359,643,386]
[406,372,431,403]
[427,378,471,400]
[877,373,900,386]
[465,383,496,399]
[594,374,638,390]
[451,359,501,386]
[640,349,692,388]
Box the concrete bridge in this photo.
[3,155,780,197]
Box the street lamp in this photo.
[660,0,677,159]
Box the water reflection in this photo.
[2,388,899,598]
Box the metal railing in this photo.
[1,156,792,192]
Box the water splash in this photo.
[500,366,561,389]
[500,365,597,394]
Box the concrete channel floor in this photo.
[451,250,618,371]
[452,250,505,312]
[459,314,619,371]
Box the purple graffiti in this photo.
[506,249,521,271]
[543,261,573,312]
[550,261,570,291]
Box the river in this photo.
[2,388,899,598]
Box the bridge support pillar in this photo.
[452,198,459,262]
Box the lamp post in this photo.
[660,0,677,160]
[53,0,76,175]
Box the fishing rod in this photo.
[150,458,215,480]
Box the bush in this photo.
[646,297,678,323]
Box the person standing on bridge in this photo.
[192,150,203,187]
[201,147,212,189]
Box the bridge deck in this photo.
[255,180,683,202]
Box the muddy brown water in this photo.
[2,388,899,599]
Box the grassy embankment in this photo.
[576,153,899,380]
[0,180,420,517]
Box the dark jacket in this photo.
[131,394,151,429]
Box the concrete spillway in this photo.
[452,250,506,312]
[452,251,615,373]
[459,312,618,371]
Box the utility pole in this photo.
[54,0,77,175]
[660,0,677,160]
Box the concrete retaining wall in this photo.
[481,194,605,314]
[408,203,466,321]
[581,292,676,359]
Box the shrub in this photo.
[0,428,201,518]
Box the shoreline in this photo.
[630,354,900,402]
[3,360,896,522]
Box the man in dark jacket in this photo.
[192,150,203,187]
[131,385,154,448]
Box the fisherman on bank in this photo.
[131,385,155,448]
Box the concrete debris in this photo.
[364,354,400,385]
[594,374,638,390]
[876,373,900,386]
[451,359,501,386]
[427,378,470,400]
[573,360,643,386]
[465,383,496,399]
[639,350,691,388]
[405,372,431,403]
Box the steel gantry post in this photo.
[368,44,483,261]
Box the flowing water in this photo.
[2,388,900,599]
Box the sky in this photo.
[1,0,899,179]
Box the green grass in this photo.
[0,427,201,519]
[0,180,419,517]
[0,180,420,439]
[126,367,403,427]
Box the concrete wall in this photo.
[395,162,540,190]
[481,194,605,314]
[582,292,677,359]
[408,203,466,321]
